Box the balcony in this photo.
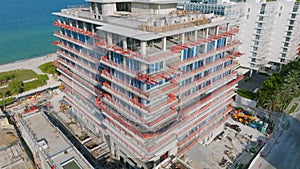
[57,43,99,64]
[169,40,241,69]
[174,52,240,82]
[57,50,99,75]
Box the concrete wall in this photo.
[235,94,257,108]
[131,3,176,14]
[102,3,116,15]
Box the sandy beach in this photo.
[0,53,58,74]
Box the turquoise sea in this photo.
[0,0,85,65]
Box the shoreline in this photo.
[0,53,58,74]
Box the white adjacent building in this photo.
[179,0,300,74]
[240,0,300,74]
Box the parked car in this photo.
[230,124,241,132]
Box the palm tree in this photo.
[264,93,282,124]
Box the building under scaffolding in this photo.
[52,0,243,168]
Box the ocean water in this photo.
[0,0,85,65]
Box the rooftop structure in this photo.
[52,0,243,168]
[16,111,93,169]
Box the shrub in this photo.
[37,74,49,85]
[0,97,16,106]
[244,76,251,82]
[237,88,257,100]
[39,62,58,74]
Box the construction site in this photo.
[52,0,243,168]
[0,110,34,169]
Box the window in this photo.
[292,5,299,12]
[259,16,263,21]
[254,41,259,46]
[248,8,250,12]
[258,23,262,28]
[281,53,286,58]
[253,47,258,51]
[287,31,292,36]
[251,58,256,63]
[260,4,266,14]
[291,14,296,19]
[256,29,261,34]
[289,20,295,25]
[284,43,289,47]
[255,35,260,40]
[288,26,293,30]
[252,52,257,57]
[285,37,290,42]
[283,48,288,52]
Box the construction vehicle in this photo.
[234,113,255,125]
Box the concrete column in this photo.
[122,37,127,49]
[83,22,87,31]
[89,3,93,13]
[216,25,219,35]
[141,63,147,91]
[95,3,99,15]
[194,30,198,41]
[181,33,185,44]
[162,37,167,51]
[213,40,217,50]
[141,41,147,55]
[205,28,209,38]
[107,32,112,45]
[226,23,230,32]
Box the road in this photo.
[249,108,300,169]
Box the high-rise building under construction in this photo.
[52,0,243,168]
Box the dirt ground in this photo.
[0,130,18,147]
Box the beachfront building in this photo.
[178,0,300,74]
[52,0,243,168]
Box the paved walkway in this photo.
[285,97,300,114]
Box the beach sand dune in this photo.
[0,53,58,74]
